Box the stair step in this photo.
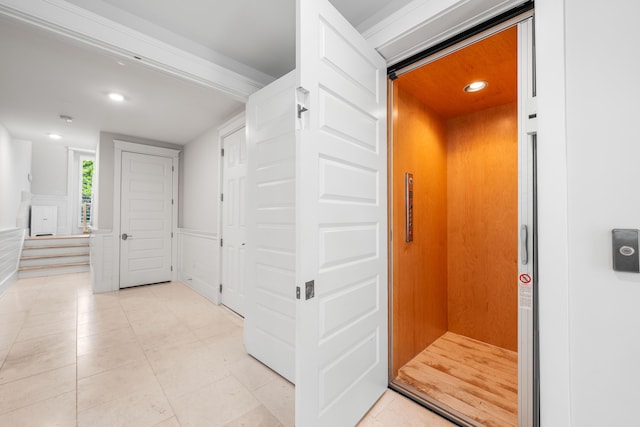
[26,234,89,240]
[21,252,90,260]
[22,243,89,250]
[21,246,89,258]
[20,254,90,268]
[24,236,90,248]
[17,263,89,279]
[18,261,89,271]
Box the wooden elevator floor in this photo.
[396,332,518,427]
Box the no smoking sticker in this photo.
[519,273,533,310]
[519,273,532,286]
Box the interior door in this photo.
[295,0,388,425]
[245,71,297,383]
[221,127,248,315]
[119,151,173,288]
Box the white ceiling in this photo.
[0,0,412,150]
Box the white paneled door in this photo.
[221,127,248,316]
[119,151,173,288]
[296,0,388,425]
[245,71,297,383]
[245,1,388,424]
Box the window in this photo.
[79,158,94,228]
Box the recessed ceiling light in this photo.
[464,81,488,93]
[48,133,62,140]
[109,92,125,102]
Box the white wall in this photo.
[180,125,220,231]
[31,141,67,195]
[0,122,31,293]
[177,117,234,303]
[564,0,640,424]
[0,122,32,230]
[95,132,182,230]
[29,141,70,234]
[537,0,640,425]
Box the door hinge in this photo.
[297,104,309,119]
[296,87,309,129]
[171,266,173,272]
[296,281,315,300]
[305,280,315,300]
[172,165,174,172]
[220,238,223,247]
[221,148,225,157]
[171,199,174,205]
[171,232,173,238]
[219,284,222,293]
[221,193,224,202]
[526,96,538,134]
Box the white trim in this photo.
[534,0,571,424]
[390,11,532,78]
[66,148,75,235]
[217,112,246,306]
[177,228,219,240]
[68,147,96,154]
[112,140,180,291]
[363,0,529,66]
[0,0,267,101]
[113,140,180,157]
[218,112,246,136]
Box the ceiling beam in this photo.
[0,0,266,102]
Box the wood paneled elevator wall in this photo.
[391,28,518,373]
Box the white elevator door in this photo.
[221,127,248,315]
[119,151,173,288]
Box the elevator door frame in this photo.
[387,12,538,427]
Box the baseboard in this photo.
[180,274,219,305]
[0,270,17,297]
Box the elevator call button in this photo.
[612,229,640,273]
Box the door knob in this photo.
[121,233,132,240]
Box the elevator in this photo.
[388,15,537,427]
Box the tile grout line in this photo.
[122,288,185,427]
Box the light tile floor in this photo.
[0,273,455,426]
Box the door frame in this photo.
[217,113,245,305]
[112,140,179,289]
[386,11,537,427]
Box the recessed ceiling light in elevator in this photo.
[395,27,517,119]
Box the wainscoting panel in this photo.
[0,228,26,294]
[177,229,220,304]
[90,230,116,293]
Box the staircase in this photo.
[18,235,90,279]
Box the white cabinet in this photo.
[31,206,57,236]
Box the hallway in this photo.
[0,273,453,426]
